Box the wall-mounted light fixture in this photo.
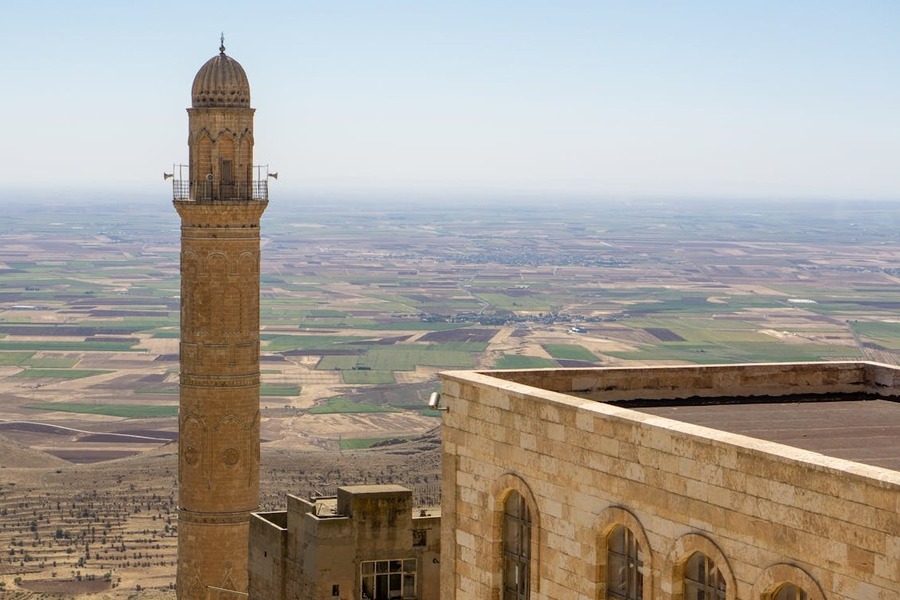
[428,392,449,412]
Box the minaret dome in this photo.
[191,43,251,108]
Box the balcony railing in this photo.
[172,180,268,202]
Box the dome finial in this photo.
[219,32,226,54]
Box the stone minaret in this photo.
[173,39,267,599]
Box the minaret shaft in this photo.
[175,44,266,599]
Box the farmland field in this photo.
[25,402,179,418]
[341,370,396,384]
[3,195,900,593]
[14,368,111,379]
[261,384,301,396]
[3,200,900,405]
[851,321,900,350]
[307,396,401,414]
[543,344,598,361]
[493,355,559,369]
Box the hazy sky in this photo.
[2,0,898,200]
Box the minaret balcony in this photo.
[172,180,268,202]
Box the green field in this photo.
[357,347,474,371]
[25,402,179,418]
[261,384,301,396]
[88,319,174,331]
[22,357,80,368]
[623,317,777,343]
[304,309,349,318]
[623,292,779,316]
[0,352,34,366]
[851,321,900,350]
[493,355,558,369]
[317,356,361,370]
[341,370,396,384]
[607,341,862,364]
[152,331,181,339]
[543,344,597,361]
[804,298,900,316]
[262,335,373,352]
[350,322,473,331]
[295,316,377,328]
[317,346,475,373]
[14,369,112,379]
[307,396,400,415]
[0,341,140,352]
[473,293,553,312]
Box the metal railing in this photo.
[171,180,268,202]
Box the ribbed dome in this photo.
[191,44,251,108]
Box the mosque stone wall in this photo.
[439,363,900,600]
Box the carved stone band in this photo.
[178,509,251,525]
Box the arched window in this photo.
[503,490,531,600]
[752,564,823,600]
[772,583,808,600]
[607,525,643,600]
[684,552,726,600]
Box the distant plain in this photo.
[1,195,899,593]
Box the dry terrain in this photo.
[0,432,440,597]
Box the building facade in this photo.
[438,362,899,600]
[249,485,441,600]
[173,40,268,598]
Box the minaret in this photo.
[172,38,267,598]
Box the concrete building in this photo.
[173,39,268,599]
[438,361,899,600]
[249,485,441,600]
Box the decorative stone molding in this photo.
[179,509,251,526]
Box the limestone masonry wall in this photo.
[248,512,286,600]
[249,486,441,600]
[440,363,899,600]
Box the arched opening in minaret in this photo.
[218,135,236,198]
[193,135,213,200]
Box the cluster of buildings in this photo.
[172,44,898,600]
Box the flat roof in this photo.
[626,397,900,472]
[450,362,900,474]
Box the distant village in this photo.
[418,310,614,327]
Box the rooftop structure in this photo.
[249,485,441,600]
